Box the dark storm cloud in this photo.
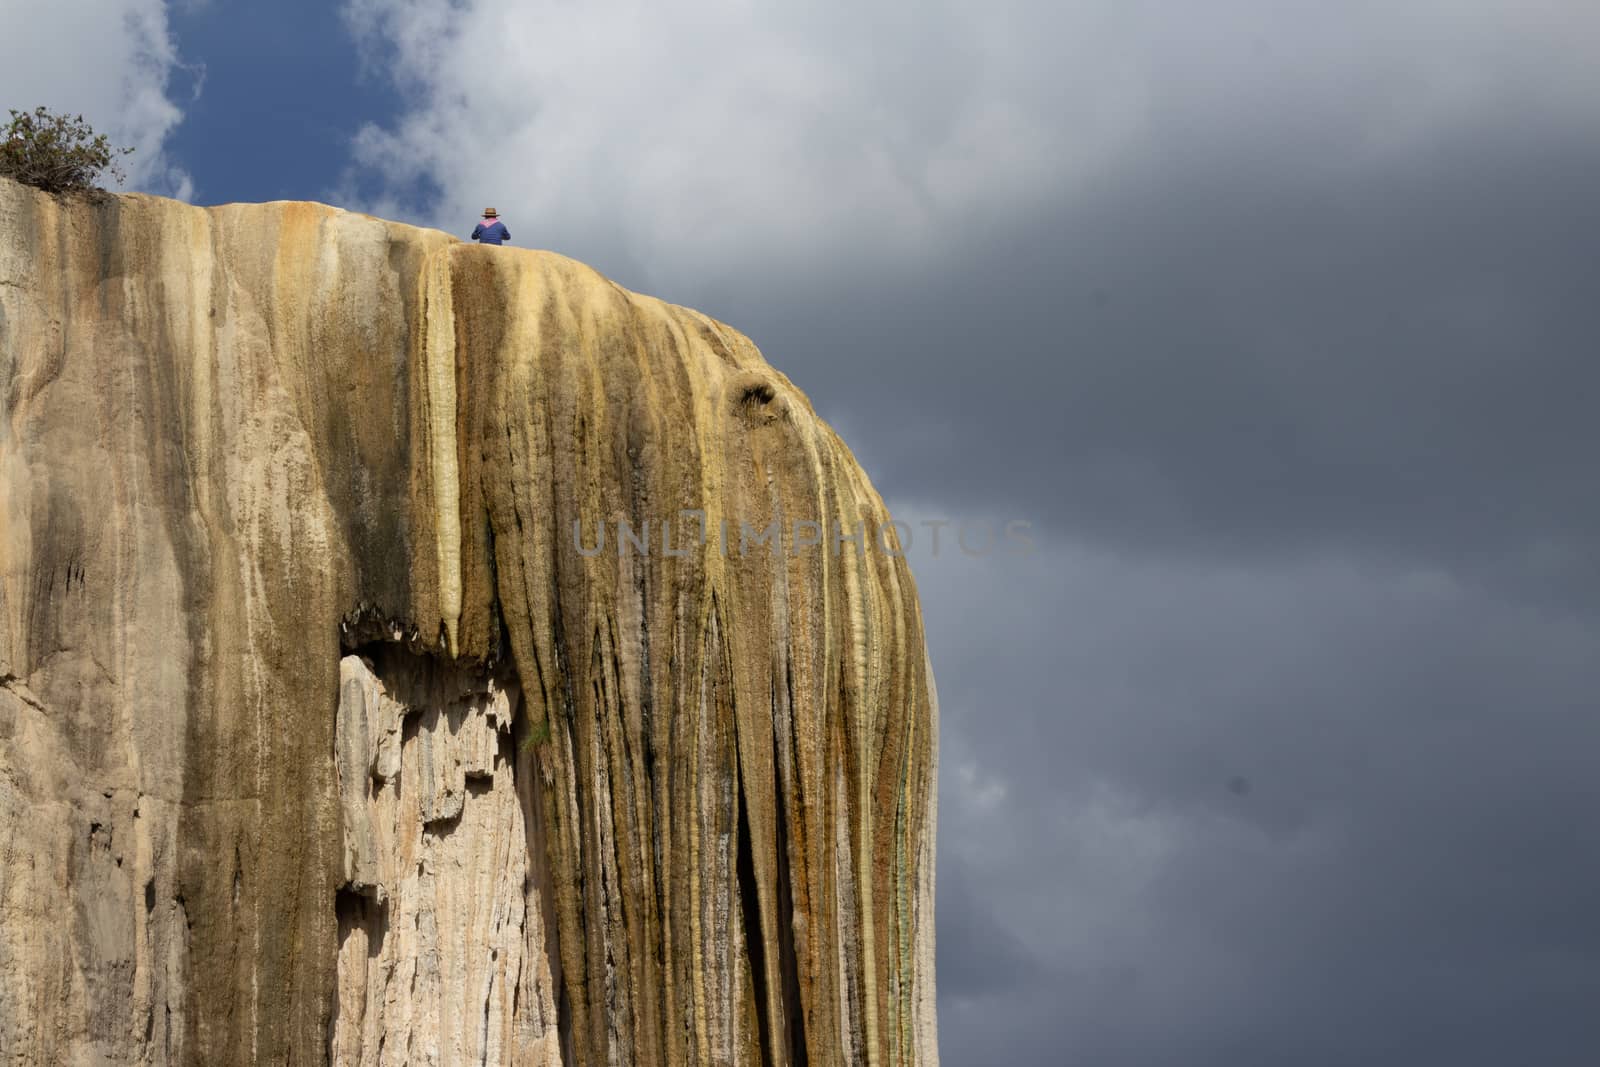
[729,114,1600,592]
[914,541,1600,1066]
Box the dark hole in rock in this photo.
[335,884,389,959]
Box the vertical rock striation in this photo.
[332,649,562,1066]
[0,176,937,1065]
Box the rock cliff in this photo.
[0,177,938,1065]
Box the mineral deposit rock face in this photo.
[0,177,938,1066]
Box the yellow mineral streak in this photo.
[424,247,463,654]
[0,176,938,1066]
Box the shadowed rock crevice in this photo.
[736,752,775,1067]
[772,663,809,1067]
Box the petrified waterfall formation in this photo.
[0,178,938,1065]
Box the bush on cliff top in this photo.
[1,107,134,193]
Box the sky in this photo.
[5,1,1600,1063]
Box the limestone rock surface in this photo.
[0,177,938,1066]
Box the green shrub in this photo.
[1,107,134,193]
[519,715,553,753]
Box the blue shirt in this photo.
[471,219,510,245]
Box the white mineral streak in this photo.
[333,651,562,1066]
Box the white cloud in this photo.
[344,0,1600,291]
[339,0,1126,288]
[0,0,192,198]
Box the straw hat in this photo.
[482,208,498,218]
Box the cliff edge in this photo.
[0,177,938,1066]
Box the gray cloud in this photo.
[730,120,1600,596]
[918,538,1600,1065]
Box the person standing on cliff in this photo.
[470,208,510,245]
